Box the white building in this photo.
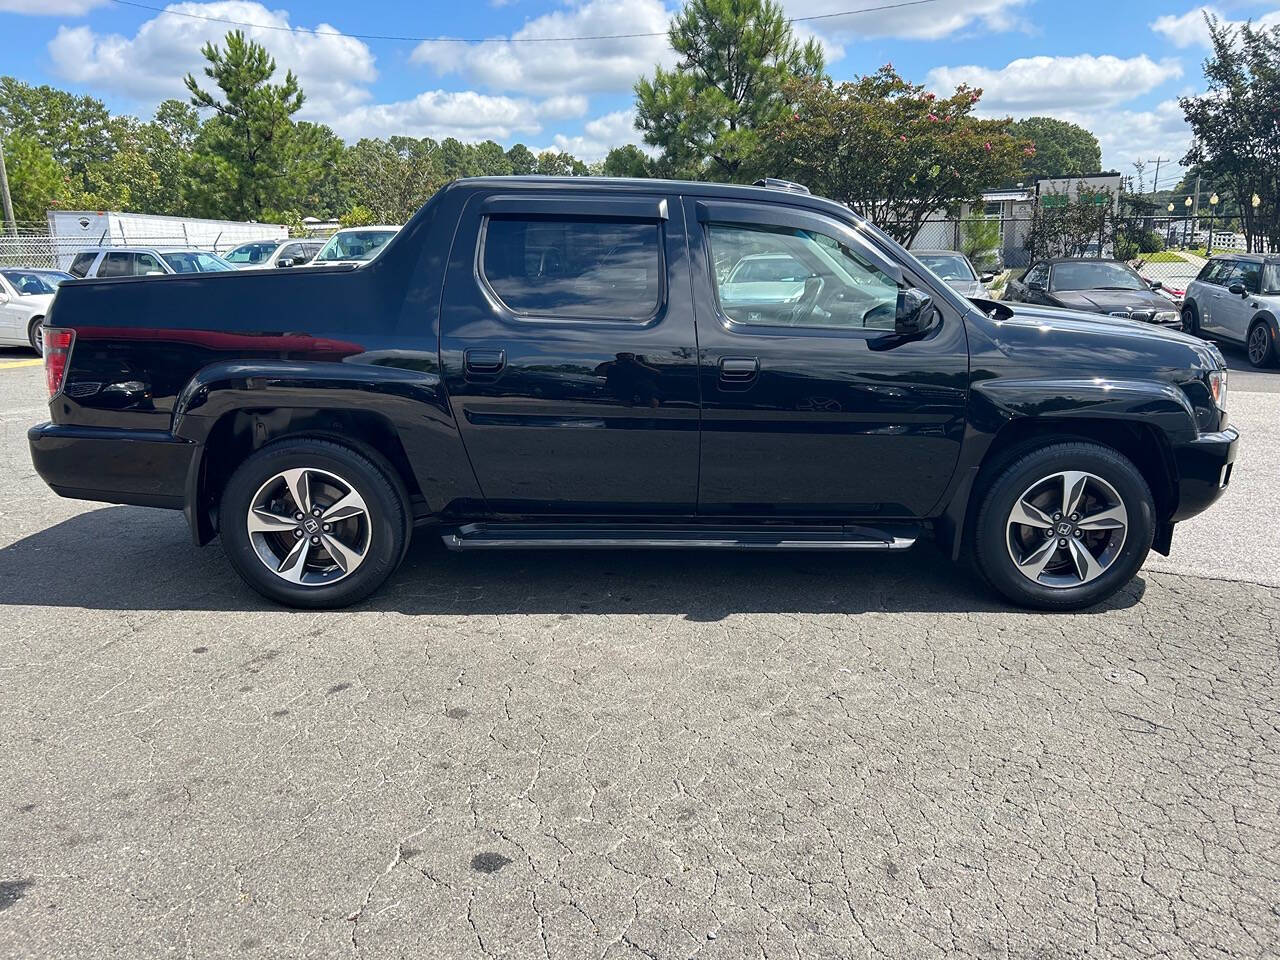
[44,210,288,268]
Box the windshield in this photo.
[1050,261,1145,292]
[916,254,977,282]
[315,230,397,263]
[225,242,280,264]
[161,251,235,273]
[1,270,61,295]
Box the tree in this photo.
[339,136,446,224]
[472,140,513,177]
[183,31,309,219]
[506,144,537,175]
[1006,117,1101,182]
[0,77,116,193]
[1026,188,1116,259]
[601,144,654,178]
[536,150,588,176]
[635,0,824,181]
[0,131,68,222]
[756,67,1030,245]
[1180,14,1280,252]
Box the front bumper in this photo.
[1170,426,1239,522]
[28,422,196,510]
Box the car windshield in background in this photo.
[917,254,976,282]
[1051,261,1146,292]
[730,256,808,283]
[225,242,280,264]
[315,230,397,262]
[1,270,61,295]
[161,252,235,273]
[1264,262,1280,294]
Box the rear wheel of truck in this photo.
[972,441,1155,611]
[219,438,408,608]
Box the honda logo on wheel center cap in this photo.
[304,518,320,534]
[1056,522,1073,536]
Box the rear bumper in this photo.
[28,422,195,510]
[1170,426,1239,522]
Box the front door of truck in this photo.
[440,192,701,515]
[685,198,969,518]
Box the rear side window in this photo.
[69,252,97,278]
[97,252,135,278]
[1199,259,1231,285]
[480,217,663,321]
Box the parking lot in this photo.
[1,348,1277,959]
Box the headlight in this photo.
[1208,367,1228,412]
[1154,311,1178,324]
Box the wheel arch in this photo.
[944,416,1178,562]
[185,406,421,546]
[1249,310,1278,356]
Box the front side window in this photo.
[1023,263,1049,287]
[481,217,663,321]
[707,222,899,330]
[161,252,233,273]
[135,253,164,275]
[1228,261,1262,294]
[69,253,97,278]
[226,242,278,264]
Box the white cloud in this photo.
[0,0,105,12]
[928,55,1183,113]
[327,90,547,142]
[535,95,590,120]
[411,0,676,96]
[542,109,651,163]
[1054,100,1191,182]
[784,0,1030,43]
[1151,5,1280,48]
[48,1,377,123]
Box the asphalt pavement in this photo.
[1,348,1277,960]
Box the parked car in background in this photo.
[1004,258,1180,326]
[309,226,400,266]
[0,267,71,353]
[1181,253,1280,367]
[68,247,235,279]
[224,239,325,269]
[29,177,1235,614]
[914,250,994,298]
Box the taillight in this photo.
[44,328,74,398]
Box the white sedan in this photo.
[0,268,72,353]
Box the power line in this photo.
[106,0,943,44]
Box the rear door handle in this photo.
[719,356,759,385]
[464,348,506,378]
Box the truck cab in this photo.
[29,178,1238,611]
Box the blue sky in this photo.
[3,0,1279,185]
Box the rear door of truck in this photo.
[439,189,702,516]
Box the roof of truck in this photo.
[453,176,863,222]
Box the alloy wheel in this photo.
[247,467,370,586]
[1248,325,1269,366]
[1005,470,1128,588]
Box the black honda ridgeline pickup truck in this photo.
[29,177,1237,610]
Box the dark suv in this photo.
[29,177,1237,611]
[1181,253,1280,367]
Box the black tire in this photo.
[219,438,408,608]
[1246,319,1277,368]
[28,317,44,355]
[1181,302,1200,337]
[973,441,1155,611]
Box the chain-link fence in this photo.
[0,224,236,269]
[885,213,1275,299]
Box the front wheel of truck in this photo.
[972,441,1155,611]
[219,438,408,608]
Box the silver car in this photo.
[1182,254,1280,368]
[914,249,995,298]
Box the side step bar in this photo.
[442,522,920,552]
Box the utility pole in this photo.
[1148,156,1168,195]
[0,135,16,237]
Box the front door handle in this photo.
[719,356,759,385]
[464,348,506,378]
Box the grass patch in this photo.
[1139,251,1190,262]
